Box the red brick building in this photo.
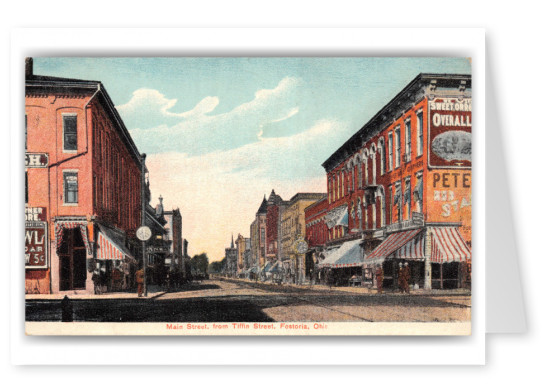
[25,58,143,294]
[304,196,328,281]
[305,196,329,248]
[321,73,472,290]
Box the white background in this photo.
[1,0,548,388]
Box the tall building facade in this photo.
[25,58,143,294]
[280,193,325,283]
[250,196,267,268]
[163,207,183,272]
[321,73,472,290]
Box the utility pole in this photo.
[142,153,148,297]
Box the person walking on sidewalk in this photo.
[136,268,145,297]
[404,262,411,293]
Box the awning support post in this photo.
[424,229,432,290]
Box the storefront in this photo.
[364,226,471,290]
[93,223,138,293]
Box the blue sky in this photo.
[34,57,471,260]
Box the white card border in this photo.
[10,27,485,365]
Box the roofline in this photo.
[321,73,471,170]
[304,195,328,212]
[26,76,143,167]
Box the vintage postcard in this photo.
[24,57,472,336]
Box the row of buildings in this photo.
[225,192,325,283]
[227,73,472,290]
[24,58,191,294]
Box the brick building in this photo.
[280,193,325,283]
[320,73,472,290]
[25,58,144,294]
[304,196,329,279]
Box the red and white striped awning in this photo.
[365,229,423,264]
[392,233,425,260]
[96,225,135,261]
[431,227,471,263]
[55,220,92,254]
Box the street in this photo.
[25,278,471,323]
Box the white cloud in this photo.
[119,77,303,155]
[146,119,349,261]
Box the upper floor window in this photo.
[63,114,78,152]
[416,110,424,156]
[25,114,27,150]
[63,171,78,204]
[405,120,411,162]
[395,126,401,168]
[379,143,386,175]
[388,134,393,172]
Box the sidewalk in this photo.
[25,285,167,300]
[220,277,471,296]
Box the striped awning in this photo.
[55,220,92,255]
[365,229,423,264]
[391,232,425,259]
[431,227,471,263]
[96,224,135,261]
[333,239,364,268]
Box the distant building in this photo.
[265,189,285,264]
[224,234,238,276]
[162,205,183,273]
[280,193,325,283]
[305,196,329,280]
[250,196,267,268]
[235,233,249,274]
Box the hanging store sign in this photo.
[428,97,471,169]
[25,153,49,168]
[147,245,170,254]
[25,207,48,269]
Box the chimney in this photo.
[25,57,33,79]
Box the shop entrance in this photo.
[59,228,87,291]
[431,262,460,289]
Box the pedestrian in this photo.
[375,265,384,294]
[398,262,406,293]
[136,268,145,297]
[328,271,335,290]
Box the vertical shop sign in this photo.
[25,207,48,269]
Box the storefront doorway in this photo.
[58,228,87,291]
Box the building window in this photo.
[417,110,424,156]
[405,120,411,162]
[388,185,393,223]
[25,171,28,204]
[379,142,386,175]
[395,126,401,168]
[404,177,411,220]
[414,172,423,213]
[388,134,393,172]
[25,114,27,150]
[341,171,345,198]
[63,171,78,204]
[63,114,78,152]
[393,182,402,222]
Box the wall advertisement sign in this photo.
[25,207,48,269]
[428,97,472,169]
